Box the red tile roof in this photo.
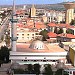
[17,23,24,28]
[57,24,69,28]
[47,32,75,39]
[16,10,25,15]
[48,23,57,27]
[35,22,44,25]
[47,32,57,38]
[35,24,46,29]
[48,23,74,28]
[58,33,75,39]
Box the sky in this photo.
[0,0,75,5]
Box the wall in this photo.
[69,47,74,66]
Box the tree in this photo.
[70,19,75,25]
[39,29,49,41]
[1,12,7,20]
[58,28,63,34]
[55,68,64,75]
[28,64,33,74]
[66,29,73,34]
[44,64,53,75]
[54,27,58,34]
[0,46,10,64]
[5,34,10,46]
[34,64,40,75]
[64,71,69,75]
[13,68,25,74]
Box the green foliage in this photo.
[28,64,33,74]
[54,27,58,34]
[70,19,75,25]
[0,46,10,65]
[5,35,10,46]
[44,64,53,75]
[34,64,40,75]
[63,71,69,75]
[1,12,7,20]
[66,29,73,34]
[57,28,63,34]
[54,28,63,34]
[13,68,25,74]
[55,68,64,75]
[39,29,48,41]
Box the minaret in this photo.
[10,0,18,51]
[64,2,75,24]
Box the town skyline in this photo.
[0,0,75,5]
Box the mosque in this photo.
[10,40,67,65]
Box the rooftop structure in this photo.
[64,2,75,24]
[64,2,75,9]
[29,40,48,50]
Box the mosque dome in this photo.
[29,40,48,50]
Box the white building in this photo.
[10,40,67,65]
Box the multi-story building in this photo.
[46,10,65,23]
[30,4,36,18]
[64,2,75,24]
[69,44,75,66]
[17,29,40,43]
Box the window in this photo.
[22,37,24,39]
[73,71,75,75]
[17,34,19,36]
[32,34,34,36]
[32,37,34,39]
[22,34,24,36]
[70,71,72,74]
[27,34,29,36]
[36,33,38,35]
[27,37,29,39]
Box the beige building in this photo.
[17,29,41,43]
[30,4,36,17]
[57,12,64,23]
[42,16,47,23]
[64,3,75,24]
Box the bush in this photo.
[13,68,25,74]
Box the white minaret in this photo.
[10,0,17,51]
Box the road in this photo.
[0,63,11,75]
[0,15,11,41]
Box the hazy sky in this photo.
[0,0,75,5]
